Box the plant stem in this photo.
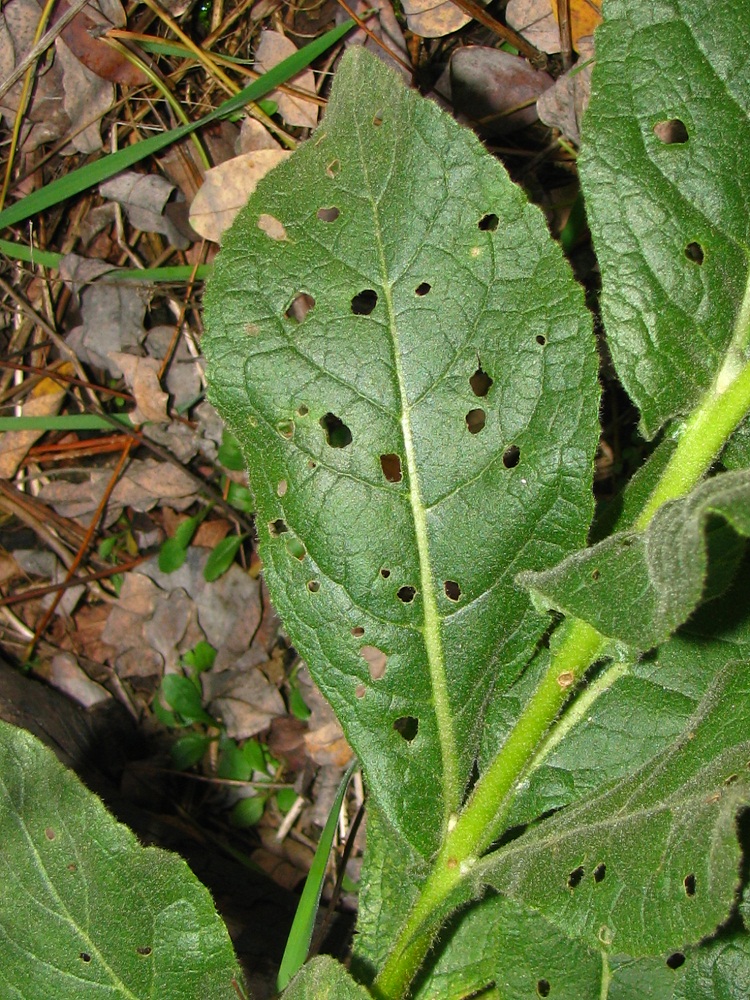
[371,618,606,999]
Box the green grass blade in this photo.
[0,415,134,430]
[0,240,213,283]
[276,760,357,992]
[0,20,355,232]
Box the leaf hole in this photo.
[397,585,417,603]
[326,159,340,178]
[536,335,547,345]
[593,863,606,883]
[136,946,152,956]
[537,981,551,998]
[360,645,387,680]
[307,580,320,593]
[317,206,340,222]
[724,773,739,785]
[394,716,418,741]
[355,683,366,698]
[380,568,391,579]
[666,952,686,970]
[351,289,378,315]
[415,282,431,296]
[372,112,384,126]
[297,404,309,416]
[308,460,317,469]
[478,213,499,231]
[685,241,704,264]
[444,580,461,601]
[591,568,600,581]
[469,366,493,397]
[567,865,584,889]
[277,479,288,497]
[276,419,294,439]
[653,119,689,144]
[466,408,486,434]
[503,445,521,468]
[257,213,287,240]
[380,453,403,483]
[320,412,352,448]
[286,537,306,560]
[351,626,365,637]
[269,519,289,537]
[80,953,92,963]
[45,827,55,840]
[683,873,696,896]
[285,292,315,323]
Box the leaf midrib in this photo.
[354,120,460,823]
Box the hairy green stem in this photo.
[372,349,750,1000]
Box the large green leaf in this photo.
[579,0,750,440]
[0,722,243,1000]
[203,47,600,857]
[518,469,750,648]
[283,956,372,998]
[477,655,750,957]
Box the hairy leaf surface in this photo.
[579,0,750,439]
[283,957,371,998]
[0,722,243,1000]
[518,470,750,648]
[203,47,599,856]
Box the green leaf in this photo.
[204,535,246,582]
[203,45,600,858]
[171,733,212,769]
[0,721,244,999]
[217,431,246,471]
[182,640,218,673]
[478,656,750,957]
[579,0,750,440]
[518,470,750,648]
[158,536,189,574]
[230,796,266,828]
[282,956,371,999]
[161,674,216,727]
[225,481,255,513]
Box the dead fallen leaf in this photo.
[254,31,318,129]
[54,0,146,85]
[193,517,231,549]
[203,665,285,740]
[189,150,290,243]
[0,364,72,478]
[110,353,170,424]
[100,171,195,249]
[450,47,553,136]
[507,0,601,55]
[400,0,478,38]
[536,37,594,142]
[65,282,149,376]
[341,0,409,77]
[551,0,601,50]
[236,115,282,154]
[37,651,111,708]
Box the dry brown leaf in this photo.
[552,0,601,49]
[0,364,71,479]
[65,282,149,376]
[111,353,169,424]
[450,47,553,136]
[55,0,146,85]
[99,171,194,249]
[189,150,290,243]
[236,115,282,154]
[203,665,285,740]
[37,652,111,709]
[537,37,594,142]
[254,31,318,129]
[507,0,601,54]
[401,0,476,38]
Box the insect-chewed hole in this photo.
[593,863,606,883]
[269,519,288,537]
[326,159,340,178]
[351,626,365,637]
[80,953,92,963]
[380,568,391,579]
[277,480,288,497]
[307,580,320,592]
[257,213,287,240]
[355,683,366,698]
[320,412,352,448]
[415,282,431,296]
[684,873,696,896]
[317,206,340,222]
[503,445,521,468]
[685,241,704,264]
[286,537,306,560]
[372,111,384,126]
[666,953,686,970]
[466,408,486,434]
[360,645,387,680]
[45,827,55,840]
[380,454,403,483]
[285,292,315,323]
[536,334,547,345]
[567,865,585,889]
[297,404,309,416]
[469,366,493,397]
[591,568,601,581]
[478,213,499,231]
[397,585,416,603]
[537,981,551,998]
[653,118,689,144]
[136,946,152,957]
[444,580,461,601]
[351,289,378,315]
[276,419,294,439]
[394,716,418,741]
